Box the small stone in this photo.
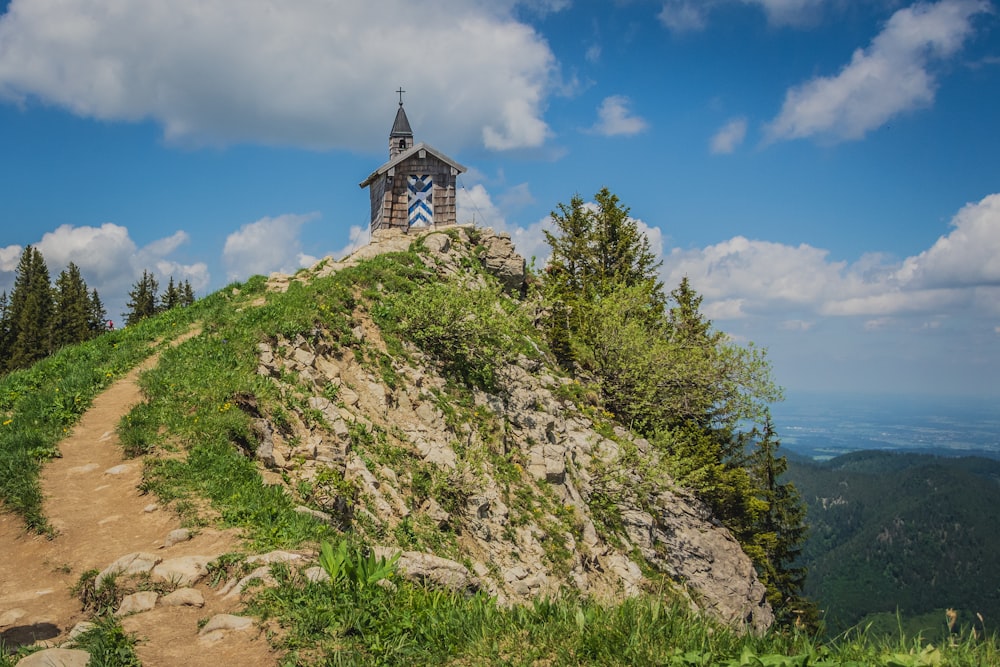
[162,528,192,548]
[160,588,205,607]
[0,608,26,627]
[143,503,159,513]
[198,614,254,642]
[303,566,330,583]
[96,552,161,590]
[115,591,158,617]
[245,550,304,565]
[221,566,274,600]
[15,648,91,667]
[104,464,133,475]
[67,621,96,639]
[151,555,214,587]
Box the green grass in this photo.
[0,303,204,532]
[5,243,999,665]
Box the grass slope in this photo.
[4,235,999,665]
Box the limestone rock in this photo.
[198,614,254,643]
[96,552,161,590]
[115,591,158,617]
[378,549,480,595]
[303,566,331,583]
[67,622,95,639]
[0,608,26,627]
[480,233,525,294]
[151,555,214,587]
[162,528,192,548]
[160,588,205,607]
[16,648,91,667]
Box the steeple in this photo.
[389,87,413,158]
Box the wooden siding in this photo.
[371,153,459,232]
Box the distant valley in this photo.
[775,393,1000,637]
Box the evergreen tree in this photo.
[540,188,808,622]
[0,291,10,366]
[89,288,108,334]
[6,246,54,371]
[161,276,181,311]
[181,279,195,306]
[52,262,92,349]
[124,270,159,326]
[543,187,663,306]
[746,414,814,627]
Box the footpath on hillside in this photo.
[0,329,277,666]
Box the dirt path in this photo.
[0,332,278,665]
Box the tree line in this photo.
[0,245,195,374]
[541,188,813,626]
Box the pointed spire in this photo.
[389,87,413,157]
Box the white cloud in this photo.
[660,192,1000,324]
[658,1,709,32]
[222,213,319,281]
[710,117,748,154]
[589,95,648,137]
[36,223,136,284]
[659,0,825,32]
[0,0,556,151]
[0,222,208,323]
[0,245,23,273]
[332,225,369,261]
[457,183,507,230]
[745,0,827,27]
[894,193,1000,288]
[765,0,989,142]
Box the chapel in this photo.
[359,91,466,233]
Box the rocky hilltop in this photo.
[258,226,773,632]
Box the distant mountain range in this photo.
[785,450,1000,637]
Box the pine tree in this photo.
[6,246,54,371]
[181,280,195,306]
[89,289,108,334]
[161,276,181,311]
[124,270,159,326]
[52,262,92,349]
[0,291,10,367]
[543,188,662,306]
[747,413,814,626]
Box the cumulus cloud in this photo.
[659,0,825,32]
[0,222,208,323]
[0,0,557,151]
[223,213,320,281]
[746,0,827,27]
[658,1,709,32]
[765,0,990,143]
[589,96,648,137]
[710,117,748,154]
[661,192,1000,324]
[0,244,24,273]
[333,225,369,262]
[457,183,508,230]
[894,193,1000,288]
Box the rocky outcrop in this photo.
[252,227,773,633]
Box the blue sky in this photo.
[1,0,998,399]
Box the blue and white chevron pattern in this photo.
[408,175,434,228]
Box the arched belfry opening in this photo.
[360,88,466,234]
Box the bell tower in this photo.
[389,87,413,158]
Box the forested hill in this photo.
[786,450,1000,636]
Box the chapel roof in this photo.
[359,142,466,189]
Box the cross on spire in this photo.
[396,86,406,106]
